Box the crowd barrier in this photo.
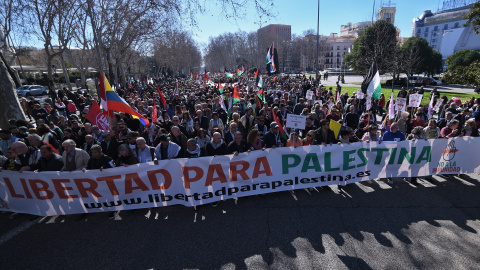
[1,137,479,216]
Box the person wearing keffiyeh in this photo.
[183,138,207,158]
[154,134,181,160]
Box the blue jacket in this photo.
[382,130,406,142]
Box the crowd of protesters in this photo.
[1,73,480,190]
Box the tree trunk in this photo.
[47,55,54,89]
[80,69,86,88]
[60,52,73,91]
[0,51,26,129]
[0,51,21,87]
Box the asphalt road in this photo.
[1,173,480,269]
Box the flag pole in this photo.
[87,0,105,99]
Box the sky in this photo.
[190,0,460,48]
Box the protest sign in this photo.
[306,90,314,100]
[396,97,407,112]
[286,114,306,129]
[409,94,423,107]
[356,90,365,99]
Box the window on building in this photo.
[344,46,346,50]
[337,52,340,57]
[434,26,438,31]
[424,33,428,38]
[337,46,340,50]
[454,22,459,28]
[417,29,421,34]
[444,24,448,30]
[432,39,436,43]
[425,27,429,32]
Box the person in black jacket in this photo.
[101,131,120,160]
[224,122,237,146]
[227,131,247,154]
[31,145,64,172]
[263,122,286,148]
[314,119,338,145]
[85,144,114,171]
[194,110,209,131]
[184,138,207,158]
[115,144,139,167]
[206,132,228,156]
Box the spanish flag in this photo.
[103,75,150,126]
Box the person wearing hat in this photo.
[154,134,181,160]
[32,103,49,122]
[263,122,286,148]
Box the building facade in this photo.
[318,34,355,70]
[257,24,292,72]
[412,4,480,62]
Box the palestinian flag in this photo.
[218,95,227,111]
[218,83,225,94]
[189,72,193,81]
[362,59,382,100]
[228,85,241,117]
[254,68,259,81]
[257,88,266,103]
[266,43,276,73]
[237,68,243,76]
[225,72,234,78]
[257,75,264,89]
[271,109,288,140]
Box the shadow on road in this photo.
[1,174,480,269]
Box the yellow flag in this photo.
[329,119,342,139]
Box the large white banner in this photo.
[1,138,479,216]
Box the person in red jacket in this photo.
[378,93,386,116]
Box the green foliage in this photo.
[345,20,398,76]
[399,36,443,76]
[464,1,480,34]
[445,49,480,70]
[443,60,480,86]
